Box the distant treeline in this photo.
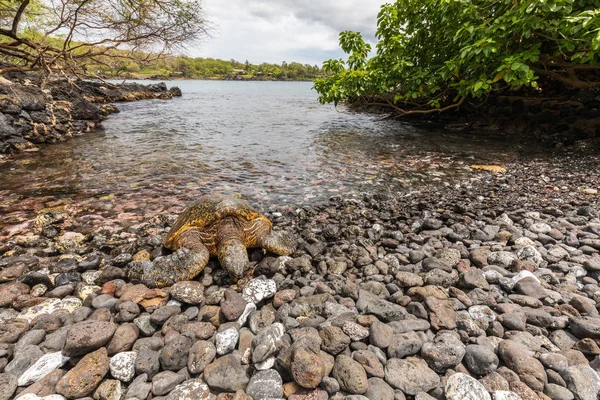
[92,55,325,80]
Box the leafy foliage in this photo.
[88,54,324,80]
[0,0,208,75]
[314,0,600,115]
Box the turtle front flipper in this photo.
[259,230,297,256]
[128,230,210,288]
[217,239,249,280]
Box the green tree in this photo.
[314,0,600,116]
[0,0,209,75]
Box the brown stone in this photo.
[0,282,29,307]
[56,347,110,399]
[425,297,457,330]
[181,322,216,340]
[509,380,541,400]
[290,346,326,389]
[119,284,168,312]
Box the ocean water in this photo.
[0,80,533,209]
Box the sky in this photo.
[187,0,389,66]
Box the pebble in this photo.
[215,326,239,355]
[55,347,109,398]
[109,351,137,382]
[18,352,69,386]
[246,369,283,399]
[203,354,250,392]
[18,298,82,323]
[62,320,116,356]
[242,276,277,304]
[445,373,491,400]
[169,281,205,305]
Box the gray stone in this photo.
[165,379,215,400]
[18,351,69,386]
[5,344,43,378]
[384,357,440,395]
[0,373,17,400]
[332,354,368,394]
[152,371,186,396]
[363,377,394,400]
[187,341,217,374]
[464,345,499,376]
[169,281,204,305]
[246,369,283,400]
[561,364,600,400]
[446,372,491,400]
[203,354,249,392]
[420,332,465,373]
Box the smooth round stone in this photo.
[169,281,205,305]
[18,351,70,386]
[167,379,213,400]
[445,372,491,400]
[246,369,283,400]
[109,351,137,382]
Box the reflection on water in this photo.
[0,80,537,222]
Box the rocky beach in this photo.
[0,151,599,400]
[0,72,181,154]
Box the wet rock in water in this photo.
[384,357,440,395]
[203,353,250,392]
[169,281,205,305]
[445,373,491,400]
[246,369,283,400]
[61,320,116,356]
[55,347,109,398]
[18,351,69,386]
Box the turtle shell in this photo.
[162,195,263,247]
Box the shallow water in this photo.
[0,80,539,222]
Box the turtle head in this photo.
[218,239,249,280]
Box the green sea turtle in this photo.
[127,194,296,288]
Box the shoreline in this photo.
[0,74,181,154]
[0,155,599,398]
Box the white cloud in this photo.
[186,0,388,65]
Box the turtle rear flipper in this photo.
[259,230,297,256]
[128,245,209,288]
